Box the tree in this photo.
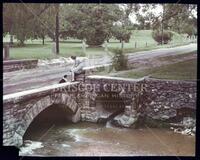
[120,4,140,27]
[136,4,197,43]
[3,3,56,46]
[111,25,131,43]
[3,3,16,44]
[152,4,197,33]
[31,4,57,45]
[11,4,34,45]
[60,4,123,46]
[114,4,139,43]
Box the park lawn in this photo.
[108,30,190,51]
[8,41,107,59]
[3,30,195,60]
[112,59,197,80]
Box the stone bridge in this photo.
[3,75,196,147]
[3,82,80,147]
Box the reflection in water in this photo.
[21,121,195,156]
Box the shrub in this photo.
[152,30,173,44]
[183,25,196,38]
[112,48,127,71]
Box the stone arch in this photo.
[52,92,78,114]
[14,95,54,146]
[14,93,79,147]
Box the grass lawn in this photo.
[112,59,197,80]
[3,30,196,60]
[5,40,112,60]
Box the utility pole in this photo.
[161,20,164,45]
[161,4,165,45]
[55,4,59,54]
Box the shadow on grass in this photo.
[46,40,82,43]
[9,43,49,48]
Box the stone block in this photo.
[71,108,81,123]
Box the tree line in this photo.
[3,3,197,51]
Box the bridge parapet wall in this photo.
[3,59,38,72]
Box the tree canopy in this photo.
[3,3,197,46]
[60,4,128,46]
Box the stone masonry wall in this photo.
[3,59,38,72]
[143,78,196,121]
[80,76,196,123]
[80,76,146,122]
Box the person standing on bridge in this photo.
[70,56,88,81]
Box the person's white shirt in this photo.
[71,57,88,73]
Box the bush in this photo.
[112,48,127,71]
[152,30,173,44]
[183,25,196,38]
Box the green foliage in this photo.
[3,4,56,45]
[60,4,124,46]
[3,4,32,45]
[141,4,197,36]
[112,48,127,71]
[32,5,57,43]
[164,4,197,34]
[111,26,132,42]
[3,3,197,47]
[152,30,173,44]
[182,23,197,37]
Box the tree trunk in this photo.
[42,36,45,45]
[4,45,10,60]
[19,39,25,46]
[161,21,164,45]
[10,35,14,45]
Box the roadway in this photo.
[3,43,197,95]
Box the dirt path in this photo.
[3,43,197,95]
